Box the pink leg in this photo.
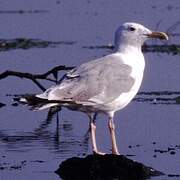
[108,116,120,155]
[88,114,105,155]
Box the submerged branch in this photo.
[0,65,74,91]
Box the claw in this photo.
[93,151,106,155]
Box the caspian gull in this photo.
[18,22,168,155]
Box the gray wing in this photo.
[38,54,135,104]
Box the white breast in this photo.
[103,50,145,112]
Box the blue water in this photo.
[0,0,180,179]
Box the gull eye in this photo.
[128,26,136,31]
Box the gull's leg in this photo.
[87,112,98,133]
[108,113,120,155]
[88,113,105,155]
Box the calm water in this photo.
[0,0,180,180]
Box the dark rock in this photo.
[11,103,19,107]
[169,151,176,155]
[154,149,168,153]
[55,154,164,180]
[126,154,135,157]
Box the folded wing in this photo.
[37,54,135,105]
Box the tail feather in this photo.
[14,94,59,110]
[13,94,83,110]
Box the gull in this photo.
[18,22,168,155]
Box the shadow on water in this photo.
[0,38,76,52]
[135,91,180,105]
[0,10,49,14]
[83,44,180,55]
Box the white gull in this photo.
[19,22,168,155]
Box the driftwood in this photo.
[56,154,164,180]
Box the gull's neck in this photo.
[114,33,143,54]
[114,44,142,54]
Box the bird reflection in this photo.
[0,108,90,157]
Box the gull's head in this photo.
[114,22,168,51]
